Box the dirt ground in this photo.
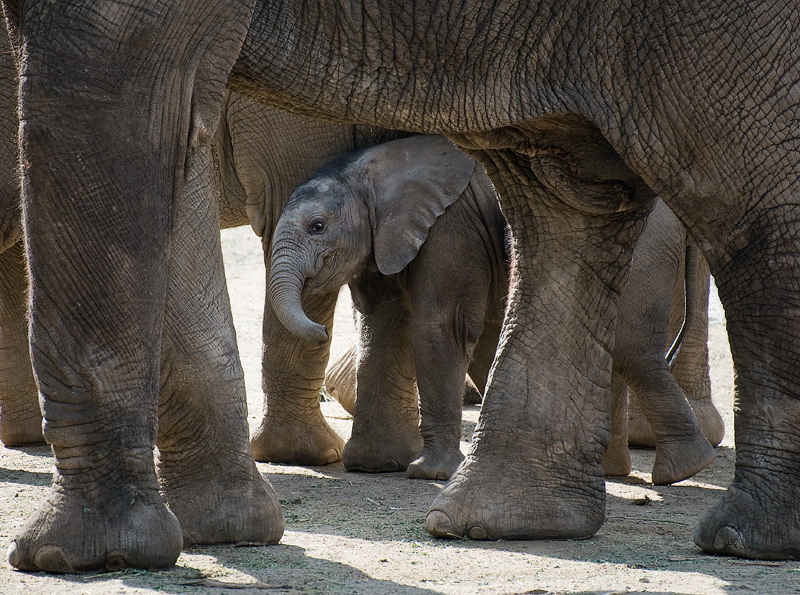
[1,225,798,594]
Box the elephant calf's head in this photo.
[268,135,476,342]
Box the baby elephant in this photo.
[269,135,508,480]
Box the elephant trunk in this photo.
[268,249,329,344]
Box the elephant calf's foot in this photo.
[694,484,800,560]
[162,465,284,546]
[250,414,344,465]
[343,429,423,473]
[651,434,716,485]
[602,436,632,477]
[407,445,465,480]
[8,488,182,573]
[426,454,605,540]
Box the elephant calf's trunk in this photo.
[268,265,329,344]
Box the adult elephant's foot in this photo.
[250,411,344,465]
[343,424,422,472]
[651,433,716,485]
[8,487,182,573]
[161,462,284,546]
[602,434,632,477]
[426,452,605,540]
[407,444,465,480]
[694,479,800,560]
[0,411,44,446]
[652,438,716,485]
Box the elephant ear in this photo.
[367,135,476,275]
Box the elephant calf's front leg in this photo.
[251,286,344,465]
[343,301,423,472]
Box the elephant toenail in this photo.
[425,510,457,538]
[7,540,24,570]
[381,459,400,472]
[466,525,490,540]
[714,525,744,553]
[33,544,75,573]
[105,552,127,571]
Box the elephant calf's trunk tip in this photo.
[300,321,329,344]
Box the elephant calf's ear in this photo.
[369,135,476,275]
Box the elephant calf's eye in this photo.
[308,220,326,235]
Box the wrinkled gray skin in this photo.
[270,135,508,481]
[274,140,714,485]
[6,0,800,571]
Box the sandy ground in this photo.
[1,225,799,594]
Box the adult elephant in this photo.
[5,0,798,571]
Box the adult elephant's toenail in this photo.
[466,525,490,540]
[425,510,458,538]
[714,525,744,553]
[33,544,75,573]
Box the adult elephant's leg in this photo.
[668,252,724,446]
[426,147,651,540]
[602,373,631,477]
[343,301,422,472]
[628,247,723,448]
[251,277,343,465]
[0,242,41,446]
[6,0,254,573]
[694,221,800,559]
[156,144,283,546]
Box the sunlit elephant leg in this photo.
[343,301,422,472]
[325,344,357,415]
[0,242,42,446]
[156,144,283,547]
[628,248,723,448]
